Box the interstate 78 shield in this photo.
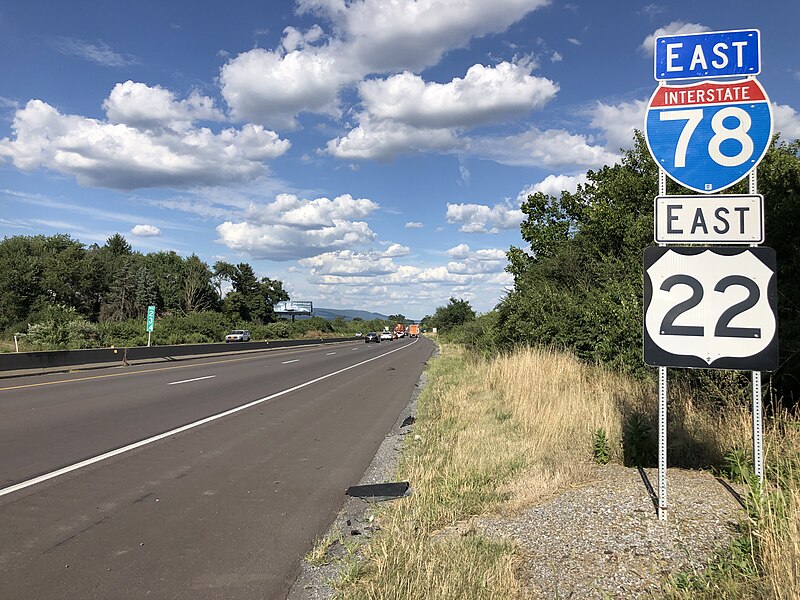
[645,79,772,194]
[644,246,778,371]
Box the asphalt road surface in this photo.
[0,336,434,599]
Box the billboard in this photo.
[274,301,313,315]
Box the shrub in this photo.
[25,304,99,350]
[264,321,293,339]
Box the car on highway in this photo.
[380,331,394,341]
[225,329,251,343]
[364,332,380,343]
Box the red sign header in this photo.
[649,79,766,108]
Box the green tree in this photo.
[25,304,98,349]
[142,251,184,313]
[104,233,132,257]
[181,255,216,313]
[212,260,237,301]
[0,234,96,329]
[103,260,137,322]
[222,264,289,324]
[430,298,476,332]
[134,266,158,318]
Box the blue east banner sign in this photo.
[654,29,760,81]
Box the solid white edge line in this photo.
[0,338,419,498]
[167,375,216,386]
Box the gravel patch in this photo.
[477,464,746,599]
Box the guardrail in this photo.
[0,337,357,373]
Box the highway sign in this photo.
[654,29,760,81]
[645,78,772,194]
[644,246,777,371]
[146,305,156,332]
[654,194,763,244]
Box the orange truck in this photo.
[408,324,420,338]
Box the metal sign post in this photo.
[658,167,668,522]
[750,169,765,491]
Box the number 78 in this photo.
[660,107,754,168]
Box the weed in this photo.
[622,412,654,467]
[721,447,753,484]
[305,533,340,567]
[592,428,611,465]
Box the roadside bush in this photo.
[157,311,234,343]
[263,321,294,339]
[291,316,334,334]
[98,319,144,347]
[25,304,99,350]
[444,311,501,357]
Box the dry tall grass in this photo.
[761,486,800,599]
[332,344,778,599]
[758,421,800,600]
[483,346,636,511]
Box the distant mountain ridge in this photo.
[313,307,390,321]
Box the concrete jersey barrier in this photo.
[0,337,356,373]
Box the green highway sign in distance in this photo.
[146,305,155,332]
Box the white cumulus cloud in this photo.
[446,201,523,233]
[300,0,549,73]
[104,81,223,130]
[447,243,471,259]
[519,173,588,199]
[358,62,558,129]
[325,115,463,161]
[591,99,647,151]
[220,45,355,129]
[383,243,411,257]
[131,224,162,237]
[470,126,619,169]
[773,103,800,141]
[0,97,290,190]
[222,0,549,131]
[215,193,379,260]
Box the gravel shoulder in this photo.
[478,465,746,598]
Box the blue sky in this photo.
[1,1,798,319]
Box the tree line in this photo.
[0,232,289,333]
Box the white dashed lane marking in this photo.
[168,375,216,386]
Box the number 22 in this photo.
[660,274,761,338]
